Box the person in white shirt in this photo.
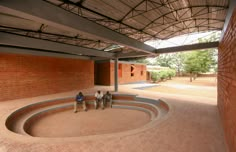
[94,90,104,109]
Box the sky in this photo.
[145,31,221,64]
[145,31,221,49]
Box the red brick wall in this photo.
[110,63,146,84]
[0,53,94,101]
[110,62,147,85]
[95,61,146,85]
[218,8,236,152]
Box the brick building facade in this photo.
[95,60,146,85]
[0,53,94,102]
[218,8,236,152]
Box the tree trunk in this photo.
[177,68,180,76]
[193,73,197,80]
[190,73,192,82]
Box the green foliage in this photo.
[154,32,219,75]
[155,53,185,74]
[151,69,176,82]
[124,32,219,77]
[150,71,160,82]
[155,54,174,68]
[166,69,176,79]
[124,58,151,64]
[183,32,219,74]
[184,50,216,74]
[159,70,168,80]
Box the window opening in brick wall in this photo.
[119,64,122,78]
[141,65,144,76]
[131,64,135,77]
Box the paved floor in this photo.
[0,83,226,152]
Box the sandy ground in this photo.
[28,109,150,137]
[140,77,217,98]
[0,76,226,152]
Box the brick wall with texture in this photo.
[95,61,146,85]
[0,53,94,101]
[218,8,236,152]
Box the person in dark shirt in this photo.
[74,92,87,113]
[103,91,113,108]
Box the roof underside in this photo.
[0,0,229,58]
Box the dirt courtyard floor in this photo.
[145,77,217,98]
[28,109,150,137]
[0,76,226,152]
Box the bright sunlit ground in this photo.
[144,77,217,99]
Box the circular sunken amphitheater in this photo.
[3,93,169,143]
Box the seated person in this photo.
[94,90,104,109]
[103,91,113,108]
[74,92,87,113]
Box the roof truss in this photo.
[0,32,115,58]
[0,0,156,55]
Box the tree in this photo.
[170,52,185,76]
[183,32,219,81]
[120,58,151,65]
[184,52,201,82]
[134,58,151,64]
[155,53,175,68]
[184,50,216,81]
[154,53,185,75]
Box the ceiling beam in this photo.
[155,42,219,53]
[0,0,156,55]
[0,46,90,60]
[220,0,236,41]
[0,32,115,58]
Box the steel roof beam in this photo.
[142,5,228,30]
[220,0,236,41]
[0,46,90,60]
[0,0,156,55]
[155,41,219,53]
[0,32,115,58]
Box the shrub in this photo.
[159,70,168,80]
[167,69,176,79]
[151,71,160,83]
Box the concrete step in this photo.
[6,95,169,136]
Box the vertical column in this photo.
[114,57,118,92]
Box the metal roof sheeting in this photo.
[0,0,229,55]
[48,0,228,40]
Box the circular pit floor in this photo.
[27,108,150,137]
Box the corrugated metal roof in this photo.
[47,0,228,40]
[0,0,229,55]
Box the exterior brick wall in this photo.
[95,60,146,85]
[110,62,146,85]
[0,53,94,102]
[218,8,236,152]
